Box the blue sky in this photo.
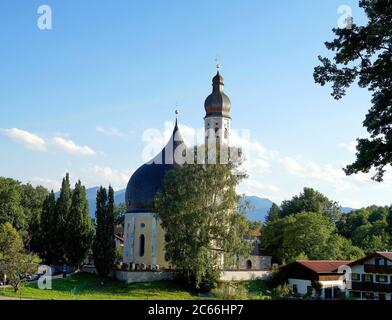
[0,0,390,208]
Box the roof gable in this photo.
[296,260,352,273]
[349,252,392,266]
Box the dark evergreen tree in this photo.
[65,181,94,268]
[53,173,72,264]
[266,203,280,224]
[40,191,56,264]
[93,186,116,276]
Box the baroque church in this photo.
[122,70,270,271]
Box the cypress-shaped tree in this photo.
[39,191,56,263]
[93,186,116,276]
[54,173,72,264]
[65,181,94,268]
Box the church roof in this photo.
[125,120,186,213]
[204,71,231,118]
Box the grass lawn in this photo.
[0,273,198,300]
[0,273,272,300]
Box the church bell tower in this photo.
[204,67,232,146]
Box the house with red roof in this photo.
[280,260,351,299]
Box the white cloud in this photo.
[28,177,62,191]
[81,165,132,190]
[52,137,96,156]
[241,179,280,193]
[1,128,46,151]
[280,156,359,192]
[1,127,98,157]
[96,126,126,137]
[338,141,357,153]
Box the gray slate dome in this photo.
[125,121,186,213]
[204,71,231,118]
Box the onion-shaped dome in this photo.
[204,71,231,118]
[125,121,186,213]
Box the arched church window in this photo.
[140,223,145,228]
[224,128,228,139]
[139,234,145,257]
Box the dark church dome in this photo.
[204,71,231,118]
[125,121,186,213]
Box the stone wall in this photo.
[220,270,271,281]
[239,255,272,270]
[81,266,270,283]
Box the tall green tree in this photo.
[0,178,26,237]
[262,212,363,264]
[280,187,341,223]
[154,146,252,291]
[40,191,57,264]
[65,181,94,268]
[54,173,72,264]
[93,186,116,277]
[314,0,392,181]
[19,184,48,253]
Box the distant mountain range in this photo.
[59,187,353,222]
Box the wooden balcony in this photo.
[364,264,392,274]
[348,281,392,293]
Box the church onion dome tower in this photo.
[125,115,186,213]
[204,71,231,118]
[204,69,232,145]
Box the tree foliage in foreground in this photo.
[314,0,392,181]
[0,223,39,292]
[154,146,253,291]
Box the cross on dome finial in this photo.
[214,56,220,72]
[175,106,180,126]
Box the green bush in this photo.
[212,282,249,300]
[272,283,291,299]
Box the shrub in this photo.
[272,283,291,299]
[212,282,249,300]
